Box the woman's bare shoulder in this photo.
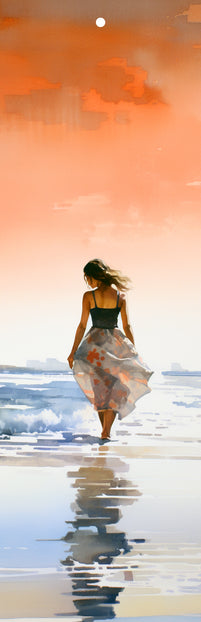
[83,290,93,306]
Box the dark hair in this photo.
[83,258,131,292]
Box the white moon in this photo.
[96,17,106,28]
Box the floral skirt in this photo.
[73,327,154,420]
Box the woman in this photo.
[67,259,154,440]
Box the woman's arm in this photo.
[120,296,136,347]
[67,292,90,368]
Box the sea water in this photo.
[0,368,200,443]
[0,370,201,620]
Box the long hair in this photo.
[83,258,131,292]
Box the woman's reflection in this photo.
[60,446,142,620]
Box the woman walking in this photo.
[67,259,153,440]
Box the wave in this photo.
[0,403,98,435]
[0,372,92,435]
[0,370,200,438]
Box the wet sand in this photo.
[0,437,201,620]
[0,372,201,620]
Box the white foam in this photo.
[0,405,32,410]
[0,566,65,577]
[0,408,63,434]
[1,620,81,622]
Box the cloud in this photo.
[0,52,61,96]
[52,202,75,211]
[186,181,201,186]
[52,193,111,211]
[82,58,165,112]
[0,17,19,29]
[0,16,167,128]
[62,198,177,248]
[0,1,197,22]
[0,12,198,130]
[176,4,201,23]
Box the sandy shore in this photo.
[0,371,201,619]
[0,434,201,620]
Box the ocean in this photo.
[0,367,200,442]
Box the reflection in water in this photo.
[60,446,142,620]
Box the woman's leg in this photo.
[101,409,116,439]
[98,410,105,428]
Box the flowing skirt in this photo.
[73,327,154,420]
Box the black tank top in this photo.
[90,290,121,329]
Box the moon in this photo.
[96,17,106,28]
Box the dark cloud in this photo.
[5,88,108,129]
[1,20,165,128]
[0,2,199,129]
[0,0,199,22]
[85,59,165,106]
[0,17,19,28]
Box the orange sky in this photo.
[0,2,201,370]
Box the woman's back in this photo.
[89,286,121,309]
[90,288,121,329]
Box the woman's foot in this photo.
[101,430,110,440]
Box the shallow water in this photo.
[0,370,201,619]
[0,369,200,440]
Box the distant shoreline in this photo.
[161,370,201,376]
[0,365,70,374]
[0,365,200,376]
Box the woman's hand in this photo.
[67,353,74,369]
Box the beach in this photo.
[0,369,201,621]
